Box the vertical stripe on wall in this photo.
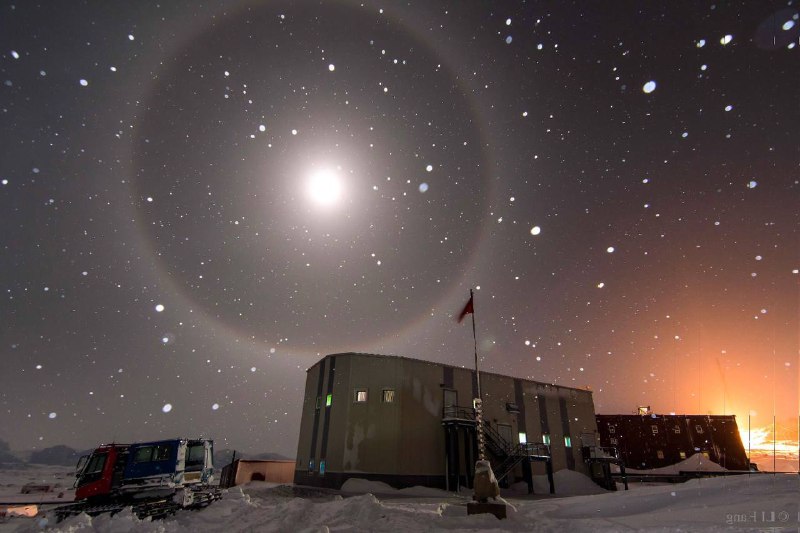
[319,356,337,459]
[471,370,478,400]
[514,379,527,434]
[538,394,550,435]
[443,366,453,389]
[559,396,576,470]
[308,358,327,463]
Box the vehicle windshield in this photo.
[75,452,108,488]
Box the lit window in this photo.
[355,389,368,402]
[657,450,664,459]
[673,426,681,434]
[319,460,326,475]
[542,434,551,445]
[315,397,321,410]
[564,435,572,448]
[518,432,527,444]
[651,425,659,435]
[382,389,395,403]
[326,394,332,407]
[679,451,686,459]
[308,459,315,472]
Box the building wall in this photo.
[233,460,295,485]
[596,414,748,470]
[295,353,598,489]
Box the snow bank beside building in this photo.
[2,471,800,532]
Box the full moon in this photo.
[306,168,343,207]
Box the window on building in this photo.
[542,434,551,445]
[315,396,321,410]
[609,426,616,434]
[564,435,572,448]
[673,425,681,434]
[326,394,332,407]
[518,432,527,444]
[382,389,395,403]
[610,438,618,445]
[657,450,664,459]
[308,459,315,472]
[443,389,457,407]
[695,425,704,434]
[354,389,368,402]
[651,425,659,435]
[319,460,326,476]
[679,451,686,459]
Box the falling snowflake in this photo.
[530,226,541,236]
[162,403,172,413]
[328,64,335,71]
[419,183,429,193]
[642,81,657,94]
[720,34,733,45]
[155,304,165,312]
[48,412,57,419]
[425,164,433,172]
[607,246,615,253]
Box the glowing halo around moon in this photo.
[128,0,498,357]
[306,168,344,207]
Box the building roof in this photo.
[597,413,739,421]
[308,352,593,395]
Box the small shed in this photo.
[220,459,296,488]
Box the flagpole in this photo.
[470,289,481,401]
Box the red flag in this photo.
[457,294,474,323]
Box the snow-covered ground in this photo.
[0,465,75,505]
[2,465,800,532]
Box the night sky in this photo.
[2,1,798,459]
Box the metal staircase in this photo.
[442,405,553,490]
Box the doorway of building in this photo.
[497,423,513,446]
[443,389,458,417]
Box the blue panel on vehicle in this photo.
[123,439,180,481]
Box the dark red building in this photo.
[595,414,749,471]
